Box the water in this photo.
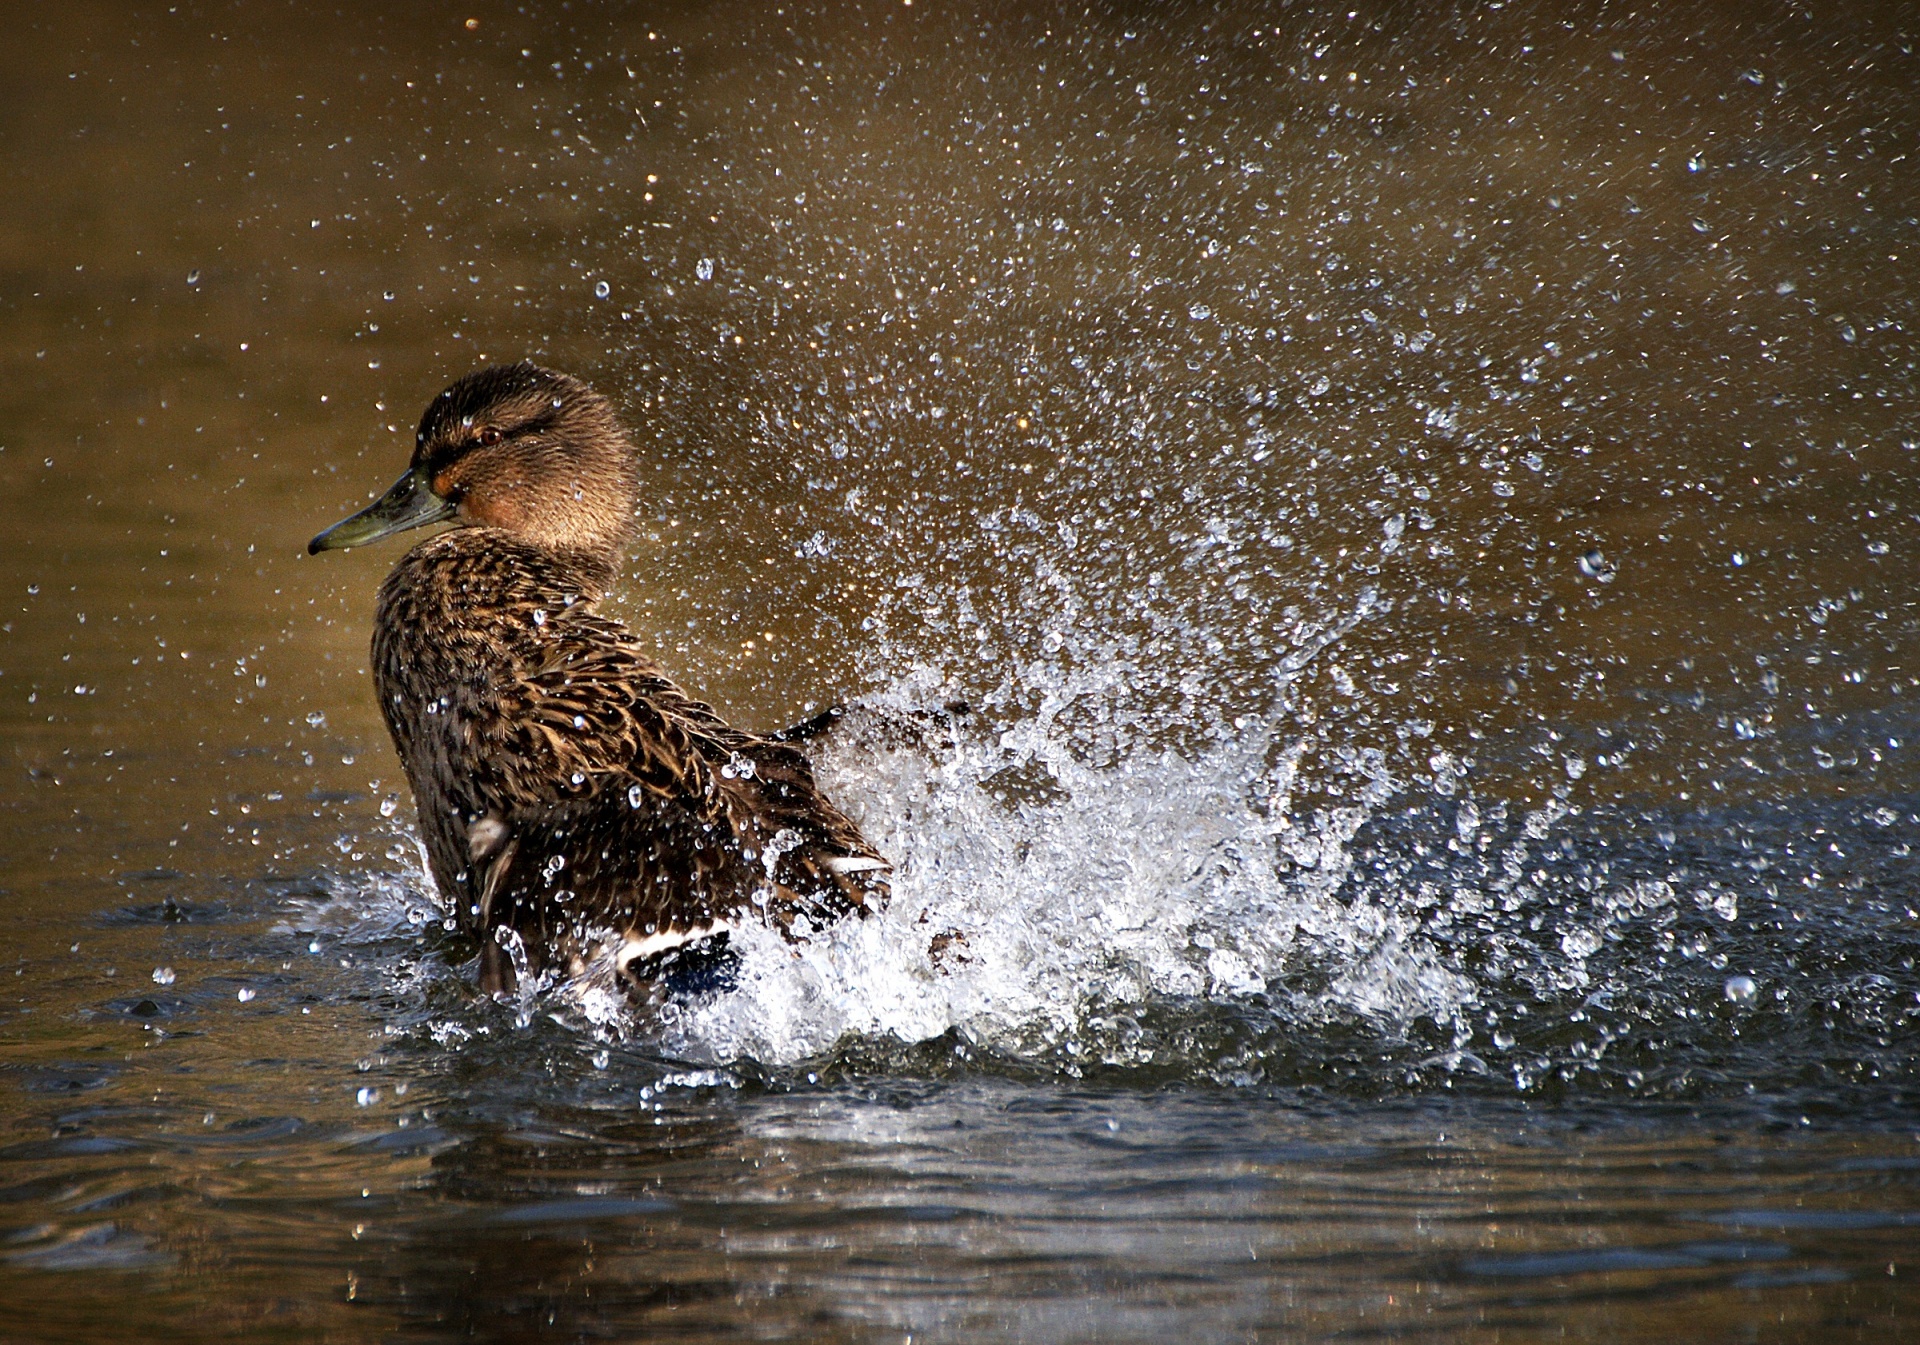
[4,2,1919,1338]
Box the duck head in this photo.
[308,362,638,562]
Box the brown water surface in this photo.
[3,2,1919,1340]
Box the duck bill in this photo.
[308,469,455,553]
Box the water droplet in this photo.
[152,966,176,986]
[1578,549,1616,583]
[356,1087,380,1106]
[186,269,201,285]
[1724,974,1758,1004]
[531,609,546,627]
[1187,303,1211,321]
[379,795,398,817]
[236,987,255,1002]
[593,280,611,299]
[592,1050,610,1070]
[305,711,327,728]
[627,784,644,809]
[695,257,714,281]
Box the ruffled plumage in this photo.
[314,363,887,998]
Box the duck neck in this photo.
[539,542,621,600]
[490,475,635,567]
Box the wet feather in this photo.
[317,363,889,998]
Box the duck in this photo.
[308,361,889,999]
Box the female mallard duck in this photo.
[309,362,888,998]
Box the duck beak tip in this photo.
[308,468,454,555]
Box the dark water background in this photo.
[4,1,1920,1338]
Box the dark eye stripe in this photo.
[426,430,497,474]
[420,408,556,473]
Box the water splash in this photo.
[291,589,1920,1101]
[636,644,1482,1070]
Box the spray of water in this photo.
[496,564,1499,1073]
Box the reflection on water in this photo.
[3,1,1919,1338]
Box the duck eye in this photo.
[477,427,503,447]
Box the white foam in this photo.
[639,673,1477,1068]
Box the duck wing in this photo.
[465,605,888,973]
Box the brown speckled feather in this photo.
[373,529,887,991]
[321,363,888,998]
